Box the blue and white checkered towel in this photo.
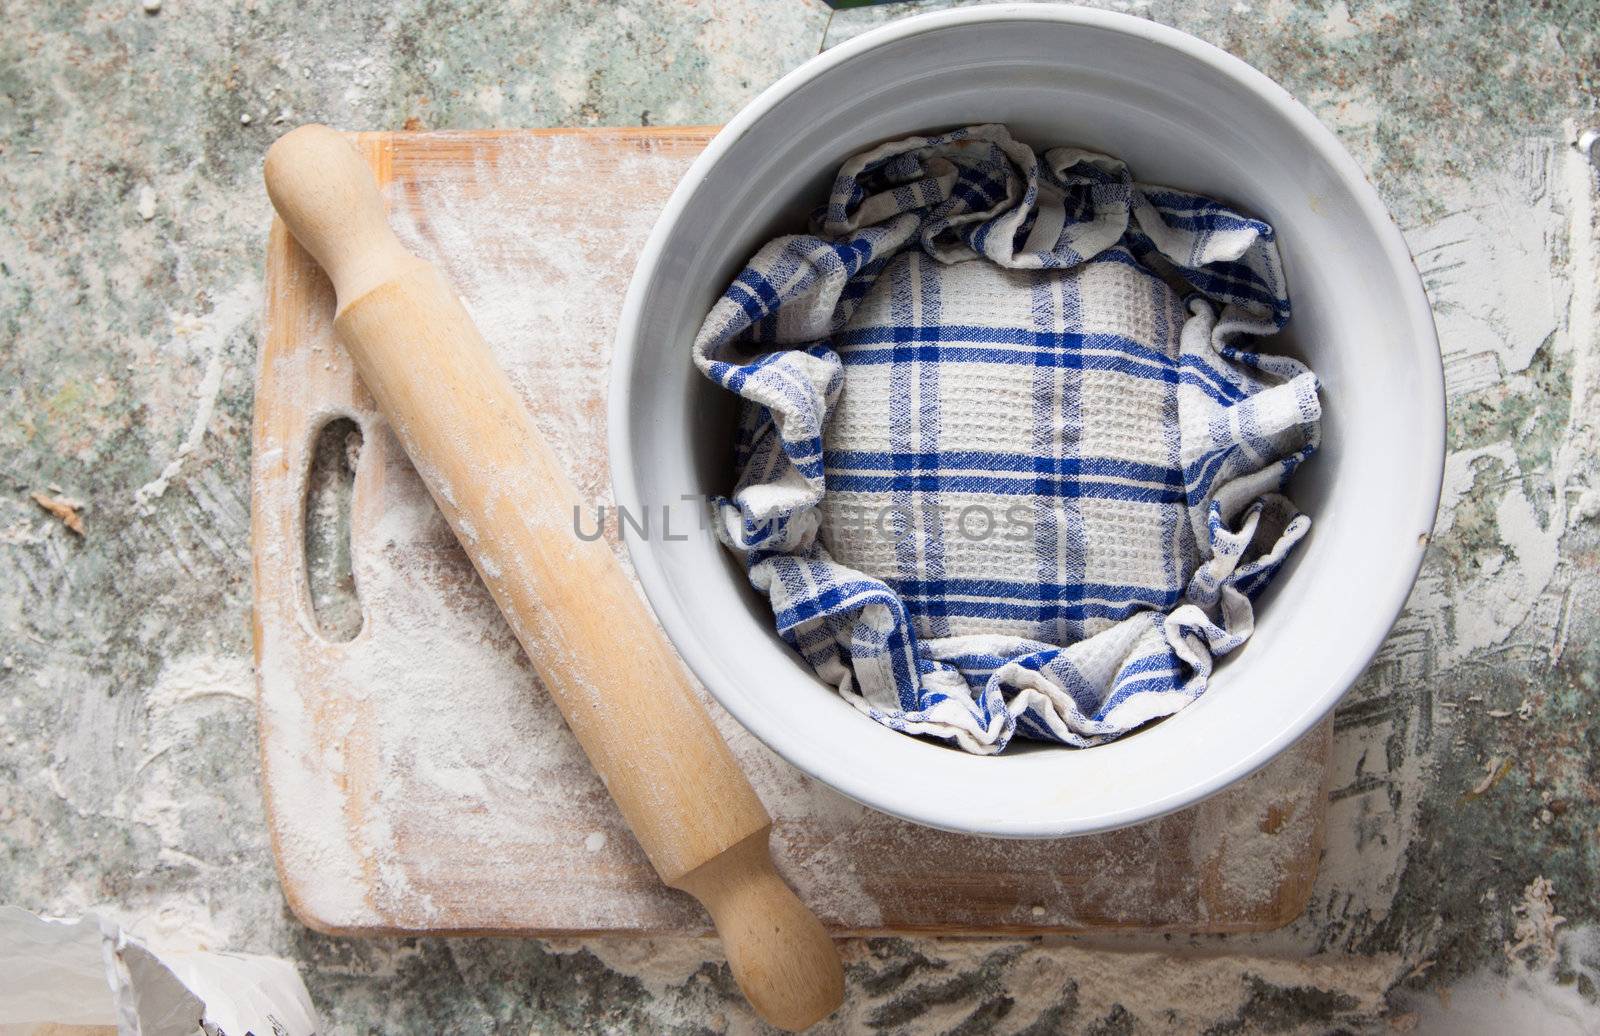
[694,125,1321,754]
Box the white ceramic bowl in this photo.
[609,5,1443,837]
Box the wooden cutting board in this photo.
[252,127,1331,937]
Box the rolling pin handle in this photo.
[674,828,845,1032]
[264,124,420,312]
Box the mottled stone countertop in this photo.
[2,1,1597,1032]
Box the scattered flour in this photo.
[561,934,1407,1034]
[82,653,260,950]
[135,284,259,506]
[1399,924,1600,1036]
[1410,136,1598,667]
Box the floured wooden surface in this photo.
[252,127,1331,936]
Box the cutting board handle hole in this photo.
[303,415,366,643]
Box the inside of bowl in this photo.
[618,12,1439,833]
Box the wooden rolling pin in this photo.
[264,124,843,1031]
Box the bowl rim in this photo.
[608,3,1445,837]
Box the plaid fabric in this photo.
[693,125,1321,753]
